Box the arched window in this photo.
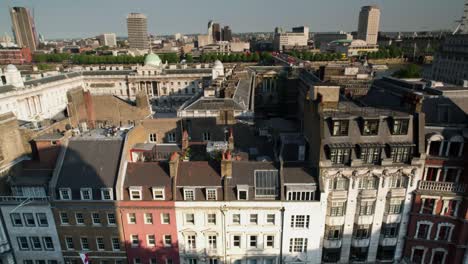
[447,135,464,157]
[426,134,444,156]
[329,177,349,191]
[358,176,379,190]
[389,175,408,188]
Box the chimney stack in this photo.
[228,128,234,150]
[182,130,189,150]
[221,150,232,178]
[169,152,180,178]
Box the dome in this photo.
[5,64,18,73]
[213,60,223,69]
[144,53,162,67]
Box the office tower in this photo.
[10,7,38,51]
[207,20,214,39]
[273,26,309,51]
[222,26,232,41]
[127,13,149,50]
[212,23,221,41]
[98,33,117,47]
[357,5,381,45]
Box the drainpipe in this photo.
[279,206,285,264]
[220,205,227,264]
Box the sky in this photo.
[0,0,465,39]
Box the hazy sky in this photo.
[0,0,464,39]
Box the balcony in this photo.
[0,196,50,202]
[183,248,201,255]
[379,236,397,246]
[355,215,374,225]
[351,238,370,247]
[326,215,345,226]
[329,190,348,199]
[418,181,466,193]
[323,239,342,248]
[204,248,219,256]
[389,188,406,197]
[359,189,377,198]
[382,213,401,223]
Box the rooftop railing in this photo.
[418,181,466,193]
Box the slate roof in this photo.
[124,162,171,187]
[177,161,221,186]
[282,164,317,184]
[185,98,244,111]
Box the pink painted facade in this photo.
[118,201,179,264]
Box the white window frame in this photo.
[91,212,101,225]
[206,189,217,201]
[207,213,216,225]
[60,212,69,225]
[161,213,170,224]
[167,132,176,143]
[80,188,92,200]
[435,223,454,242]
[429,248,448,264]
[163,235,172,247]
[237,189,248,200]
[101,188,113,200]
[415,221,433,240]
[80,237,90,251]
[128,213,137,224]
[111,237,120,251]
[265,234,275,248]
[410,246,427,264]
[59,188,71,200]
[249,214,258,224]
[107,213,116,225]
[149,133,157,143]
[266,214,275,225]
[129,186,142,201]
[185,213,195,225]
[65,236,74,250]
[232,235,241,248]
[232,214,241,225]
[207,234,217,249]
[130,234,139,247]
[96,237,105,251]
[144,213,153,224]
[152,187,165,200]
[146,234,156,247]
[248,235,258,248]
[75,212,84,225]
[184,189,195,201]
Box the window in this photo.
[390,146,412,163]
[150,259,157,264]
[266,214,275,224]
[325,225,343,240]
[266,235,274,248]
[360,146,382,164]
[185,213,195,225]
[331,120,349,136]
[107,213,116,225]
[329,177,348,190]
[18,237,29,250]
[134,259,141,264]
[202,132,211,141]
[432,250,446,264]
[358,177,378,190]
[81,237,89,250]
[208,235,217,249]
[187,235,196,249]
[184,189,195,201]
[149,133,157,143]
[111,238,120,251]
[131,235,139,247]
[328,147,351,164]
[43,237,54,250]
[233,235,241,247]
[416,223,431,239]
[36,213,48,227]
[65,237,74,250]
[232,214,241,224]
[23,213,35,226]
[377,246,396,261]
[392,119,409,135]
[287,190,315,201]
[322,248,341,262]
[80,188,92,200]
[24,260,33,264]
[96,237,105,250]
[437,225,453,241]
[167,133,176,143]
[350,246,369,262]
[60,212,69,224]
[128,213,136,224]
[11,213,22,226]
[59,188,71,200]
[75,213,84,225]
[208,259,218,264]
[101,188,113,200]
[353,224,371,239]
[161,213,170,224]
[291,215,310,228]
[187,259,196,264]
[144,213,153,224]
[249,235,257,248]
[411,248,425,263]
[289,238,307,252]
[92,213,101,225]
[207,213,216,224]
[238,189,248,200]
[163,235,172,247]
[358,201,375,215]
[206,189,217,200]
[147,235,156,247]
[249,214,258,224]
[129,187,142,200]
[328,201,346,216]
[381,223,399,238]
[152,188,165,200]
[389,175,408,188]
[386,199,403,214]
[421,199,435,214]
[363,119,379,135]
[254,170,279,198]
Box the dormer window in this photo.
[392,119,409,135]
[129,186,142,200]
[152,187,165,200]
[59,188,71,200]
[363,119,379,136]
[149,133,157,143]
[202,132,211,141]
[80,188,92,200]
[389,143,413,163]
[101,188,113,200]
[237,185,248,200]
[184,189,195,201]
[359,144,382,165]
[254,170,279,199]
[331,120,349,136]
[206,189,217,201]
[327,144,352,165]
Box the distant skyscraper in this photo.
[212,23,221,42]
[222,26,232,42]
[127,13,149,50]
[357,5,380,45]
[98,33,117,47]
[10,7,38,51]
[207,20,214,39]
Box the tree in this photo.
[392,64,422,78]
[185,54,193,63]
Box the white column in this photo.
[419,199,425,213]
[436,169,442,182]
[445,141,451,156]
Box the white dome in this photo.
[213,60,223,69]
[5,64,18,73]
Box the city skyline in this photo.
[0,0,465,39]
